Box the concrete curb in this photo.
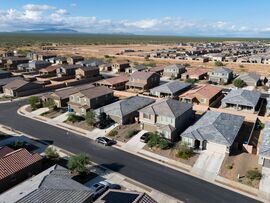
[16,105,266,202]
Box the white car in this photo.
[90,181,110,199]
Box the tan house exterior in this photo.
[67,56,84,65]
[95,75,129,90]
[112,61,130,73]
[179,84,222,106]
[68,86,114,115]
[75,66,100,80]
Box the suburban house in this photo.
[125,64,147,74]
[68,86,114,115]
[148,66,164,76]
[237,72,261,87]
[0,147,43,193]
[208,67,233,84]
[67,56,84,64]
[4,57,30,70]
[0,77,22,92]
[56,65,81,77]
[35,53,56,61]
[3,79,44,97]
[95,75,129,90]
[27,60,51,72]
[181,68,208,80]
[39,65,60,77]
[163,64,186,78]
[95,189,156,203]
[179,84,222,106]
[180,111,244,154]
[47,56,67,64]
[221,89,261,113]
[0,69,11,79]
[258,121,270,168]
[41,84,94,108]
[150,81,191,98]
[76,59,102,67]
[139,99,194,141]
[112,60,130,73]
[0,165,93,203]
[99,63,112,72]
[75,66,100,80]
[126,71,160,91]
[95,96,155,125]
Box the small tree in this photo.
[85,110,96,126]
[233,78,246,88]
[185,78,197,84]
[108,129,118,137]
[246,168,262,181]
[176,142,195,160]
[214,61,224,66]
[28,96,40,110]
[147,132,160,148]
[67,153,90,175]
[43,98,56,109]
[45,147,59,160]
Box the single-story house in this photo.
[258,121,270,168]
[221,89,261,113]
[0,77,22,92]
[126,71,160,91]
[0,148,43,193]
[95,75,129,90]
[181,111,244,153]
[181,68,208,80]
[3,79,44,97]
[237,72,261,87]
[0,165,93,203]
[95,96,155,124]
[179,84,222,106]
[139,99,194,142]
[150,81,191,98]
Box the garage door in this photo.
[206,142,227,153]
[263,159,270,168]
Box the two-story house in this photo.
[56,65,81,78]
[126,71,160,92]
[112,60,130,73]
[139,99,194,141]
[163,64,186,79]
[68,86,114,115]
[27,60,51,72]
[75,66,100,80]
[67,56,84,64]
[208,67,233,84]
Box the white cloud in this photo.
[70,3,77,7]
[0,4,270,36]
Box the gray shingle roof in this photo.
[181,111,244,146]
[15,165,92,203]
[259,121,270,159]
[211,67,233,74]
[139,99,192,118]
[221,89,261,107]
[238,72,260,83]
[96,96,155,117]
[164,64,185,71]
[150,81,191,95]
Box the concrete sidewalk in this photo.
[122,130,147,153]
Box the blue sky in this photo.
[1,0,270,37]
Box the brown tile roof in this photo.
[97,75,129,86]
[114,60,129,65]
[0,148,42,180]
[148,66,164,73]
[50,84,94,99]
[39,65,61,73]
[80,86,113,99]
[130,71,159,80]
[179,84,222,99]
[185,68,208,76]
[0,146,14,158]
[3,79,29,90]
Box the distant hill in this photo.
[17,28,78,33]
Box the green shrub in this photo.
[185,78,198,84]
[233,78,246,88]
[67,153,90,175]
[42,98,56,109]
[125,130,139,139]
[158,139,170,150]
[8,140,27,150]
[108,130,118,137]
[175,143,195,160]
[214,61,224,66]
[84,110,96,126]
[66,114,85,123]
[147,132,160,148]
[246,168,262,181]
[45,147,60,160]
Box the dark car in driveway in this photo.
[140,132,150,143]
[95,137,116,146]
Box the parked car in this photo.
[90,181,110,200]
[140,132,150,143]
[95,137,116,146]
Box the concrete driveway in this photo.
[259,167,270,200]
[192,151,225,181]
[122,130,147,153]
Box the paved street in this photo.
[0,101,261,203]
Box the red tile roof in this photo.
[0,148,42,180]
[185,68,208,77]
[0,146,14,158]
[179,84,222,99]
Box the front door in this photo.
[194,140,200,149]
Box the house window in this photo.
[162,130,169,139]
[143,113,151,119]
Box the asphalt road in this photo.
[0,101,261,203]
